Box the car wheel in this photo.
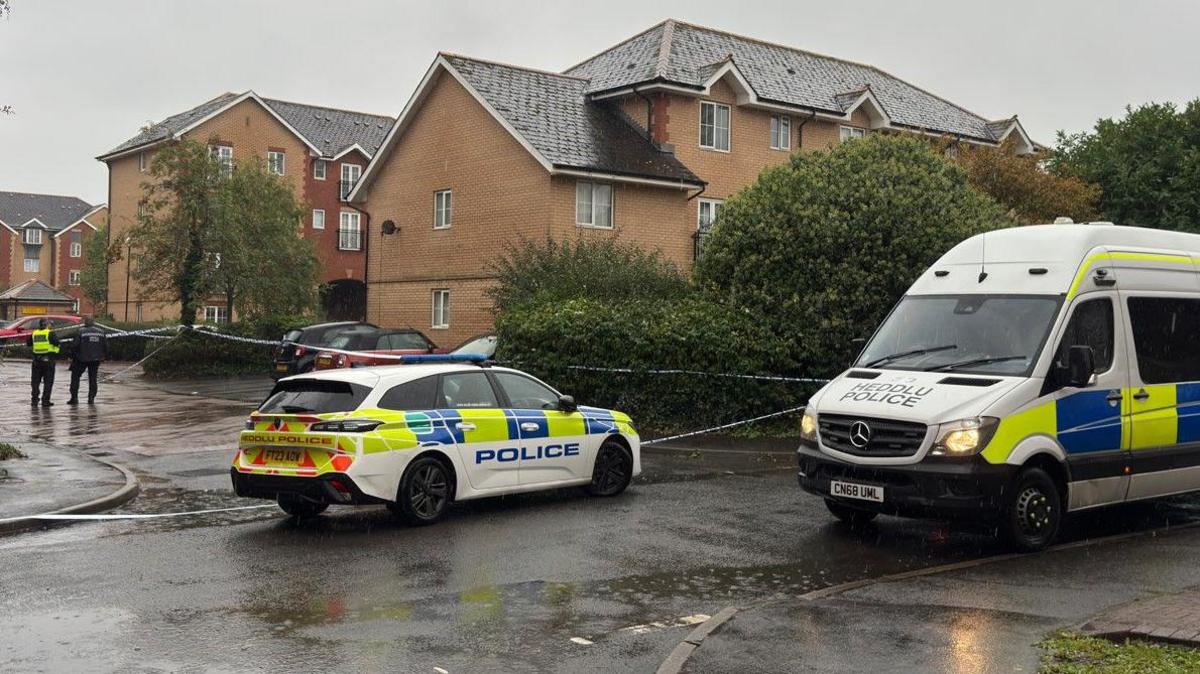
[1001,467,1062,552]
[824,498,879,526]
[392,457,452,526]
[277,496,328,518]
[587,440,633,497]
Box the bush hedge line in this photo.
[140,317,306,379]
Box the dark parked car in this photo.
[313,328,442,370]
[271,321,377,379]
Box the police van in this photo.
[232,358,640,524]
[798,223,1200,550]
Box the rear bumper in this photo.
[796,443,1016,521]
[230,468,383,505]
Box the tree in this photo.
[954,139,1100,224]
[695,134,1013,376]
[79,225,114,314]
[1052,100,1200,231]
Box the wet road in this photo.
[2,362,1200,672]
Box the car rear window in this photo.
[383,332,431,350]
[259,380,370,414]
[282,329,303,343]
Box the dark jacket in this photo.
[73,325,106,363]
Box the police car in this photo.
[231,356,641,524]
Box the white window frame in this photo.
[203,305,229,324]
[699,101,731,152]
[138,152,147,172]
[575,181,614,229]
[209,144,233,176]
[338,211,362,251]
[313,159,326,180]
[23,257,39,273]
[340,163,362,201]
[840,126,866,143]
[68,270,81,286]
[70,241,82,258]
[697,198,725,232]
[267,151,286,176]
[770,114,791,150]
[434,190,453,229]
[312,209,325,230]
[431,289,450,329]
[23,228,42,245]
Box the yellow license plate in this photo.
[275,364,289,373]
[262,449,303,466]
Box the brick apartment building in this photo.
[0,191,108,319]
[97,92,394,323]
[349,19,1038,345]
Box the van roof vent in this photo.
[845,370,881,380]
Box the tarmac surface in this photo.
[2,361,1200,672]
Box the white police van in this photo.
[232,357,641,524]
[799,223,1200,550]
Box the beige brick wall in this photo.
[9,227,54,287]
[369,278,495,349]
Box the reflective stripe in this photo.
[1067,251,1194,299]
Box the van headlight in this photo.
[931,417,999,456]
[800,408,818,442]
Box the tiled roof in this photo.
[0,191,94,231]
[444,55,702,184]
[0,279,75,303]
[566,20,1016,143]
[99,93,394,160]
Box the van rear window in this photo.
[260,380,370,414]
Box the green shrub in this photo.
[0,442,25,460]
[137,318,307,379]
[696,134,1013,378]
[496,297,809,433]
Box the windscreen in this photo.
[259,379,370,414]
[856,295,1062,376]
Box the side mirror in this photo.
[557,395,577,413]
[1065,345,1096,387]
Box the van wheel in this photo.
[391,457,452,526]
[1002,467,1062,552]
[824,498,878,526]
[278,496,328,518]
[587,440,633,497]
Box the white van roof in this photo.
[909,224,1200,297]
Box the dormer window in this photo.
[700,101,731,151]
[23,227,42,245]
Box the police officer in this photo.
[26,319,61,407]
[68,316,106,405]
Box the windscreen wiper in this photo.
[862,344,957,369]
[926,355,1026,372]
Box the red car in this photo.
[313,328,444,370]
[0,314,80,340]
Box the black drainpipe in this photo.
[795,111,816,149]
[633,87,655,141]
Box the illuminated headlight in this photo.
[931,417,999,456]
[800,408,818,442]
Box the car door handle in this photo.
[1133,389,1150,401]
[1105,391,1123,403]
[520,422,540,432]
[456,422,476,431]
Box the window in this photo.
[378,375,438,411]
[379,332,433,350]
[840,126,866,142]
[313,159,326,180]
[700,101,731,151]
[312,209,325,230]
[494,372,560,410]
[340,163,362,200]
[575,181,613,228]
[434,190,453,229]
[203,305,229,324]
[23,258,39,273]
[432,289,450,329]
[138,152,147,172]
[68,270,81,286]
[1127,297,1200,384]
[267,151,285,175]
[136,303,143,322]
[338,212,362,250]
[138,202,147,219]
[770,114,791,150]
[1053,298,1115,378]
[260,379,370,414]
[697,198,724,232]
[23,228,42,245]
[70,231,82,258]
[209,144,233,176]
[438,372,499,409]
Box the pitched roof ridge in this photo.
[0,189,92,205]
[654,19,676,78]
[442,52,590,81]
[561,19,672,74]
[260,96,394,122]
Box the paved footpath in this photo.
[0,441,134,530]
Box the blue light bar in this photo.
[398,353,488,363]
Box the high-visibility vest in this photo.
[31,329,59,355]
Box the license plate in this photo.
[275,364,289,373]
[830,480,884,503]
[263,449,303,466]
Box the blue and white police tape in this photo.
[566,365,828,385]
[641,405,808,445]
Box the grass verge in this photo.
[1040,631,1200,673]
[0,442,26,460]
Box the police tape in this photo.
[566,365,828,384]
[641,405,807,445]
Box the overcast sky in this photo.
[2,0,1197,205]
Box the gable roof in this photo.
[565,19,1026,145]
[54,204,107,238]
[0,191,95,233]
[98,92,394,161]
[0,279,75,303]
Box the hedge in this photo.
[139,316,307,379]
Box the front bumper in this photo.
[797,443,1016,521]
[230,468,382,505]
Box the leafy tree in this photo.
[695,134,1013,376]
[487,237,691,314]
[79,225,114,313]
[1053,100,1200,231]
[954,139,1100,224]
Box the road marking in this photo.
[569,637,594,646]
[0,504,276,524]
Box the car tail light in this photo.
[244,418,255,430]
[336,355,348,368]
[309,419,382,433]
[295,346,307,358]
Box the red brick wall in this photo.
[0,228,11,290]
[300,150,369,285]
